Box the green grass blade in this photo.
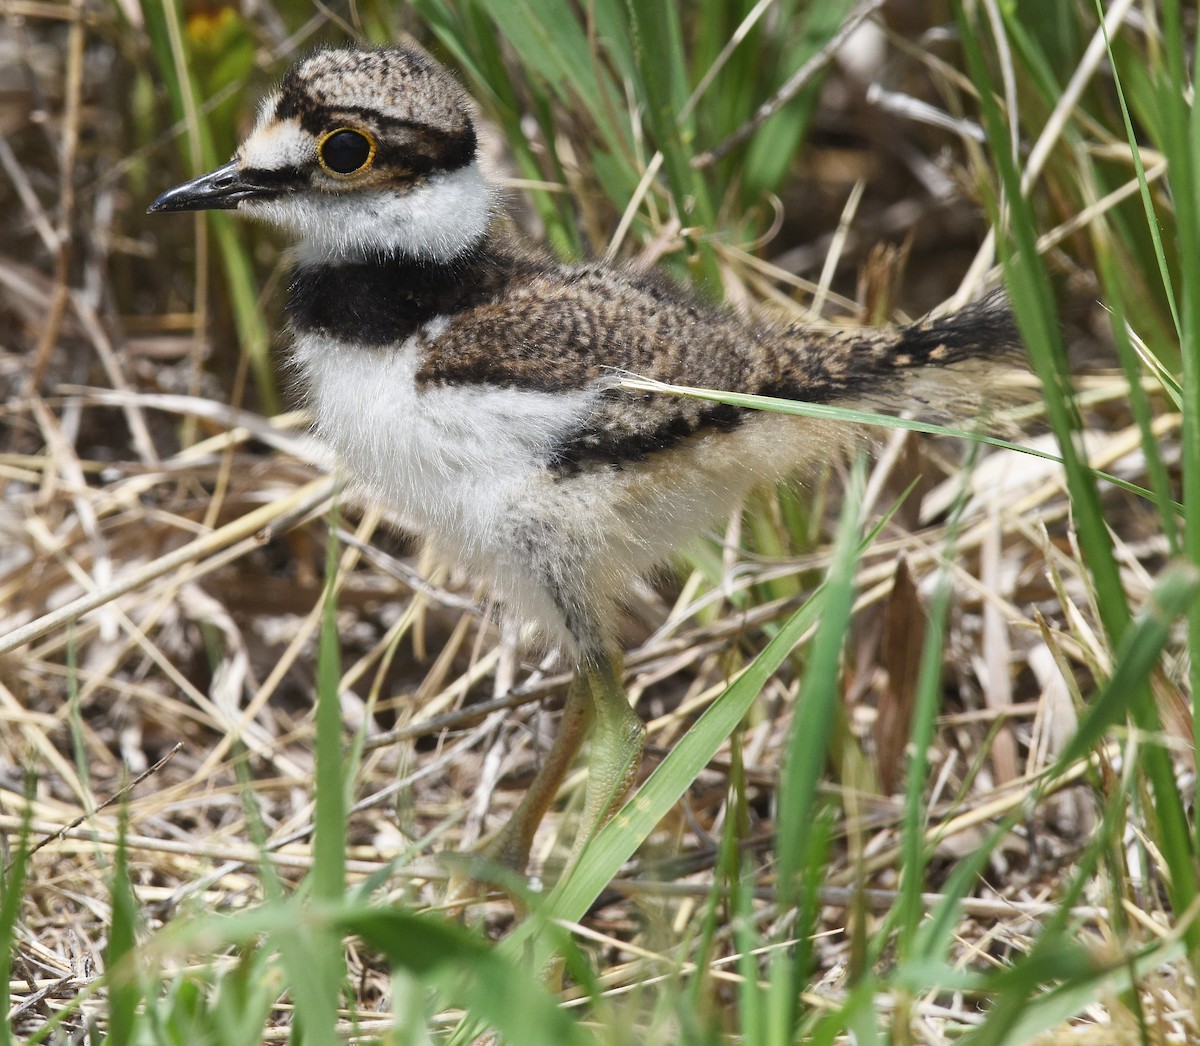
[769,460,865,1043]
[0,809,30,1046]
[618,376,1176,510]
[1097,247,1181,552]
[738,0,856,201]
[489,566,839,993]
[958,3,1131,643]
[282,510,350,1044]
[687,741,750,1025]
[625,0,719,284]
[732,851,764,1045]
[341,905,588,1046]
[106,812,143,1045]
[1158,0,1200,834]
[1091,0,1181,335]
[961,749,1160,1045]
[1084,6,1181,553]
[895,562,954,959]
[1048,561,1199,774]
[993,937,1186,1045]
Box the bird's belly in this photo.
[291,331,596,553]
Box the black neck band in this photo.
[286,244,510,347]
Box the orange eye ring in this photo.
[317,127,377,177]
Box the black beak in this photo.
[147,159,265,214]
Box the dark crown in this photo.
[273,46,478,175]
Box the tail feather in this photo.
[768,291,1024,407]
[894,292,1023,369]
[881,292,1029,427]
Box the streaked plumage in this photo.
[150,44,1022,878]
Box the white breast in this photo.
[289,325,599,560]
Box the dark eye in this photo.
[318,128,376,176]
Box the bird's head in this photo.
[148,46,491,263]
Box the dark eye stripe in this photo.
[238,166,307,194]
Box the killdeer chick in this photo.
[150,45,1021,878]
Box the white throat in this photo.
[243,161,493,264]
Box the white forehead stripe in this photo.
[239,117,313,171]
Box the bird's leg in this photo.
[481,668,592,873]
[485,653,644,874]
[444,652,644,912]
[575,652,646,849]
[474,652,644,872]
